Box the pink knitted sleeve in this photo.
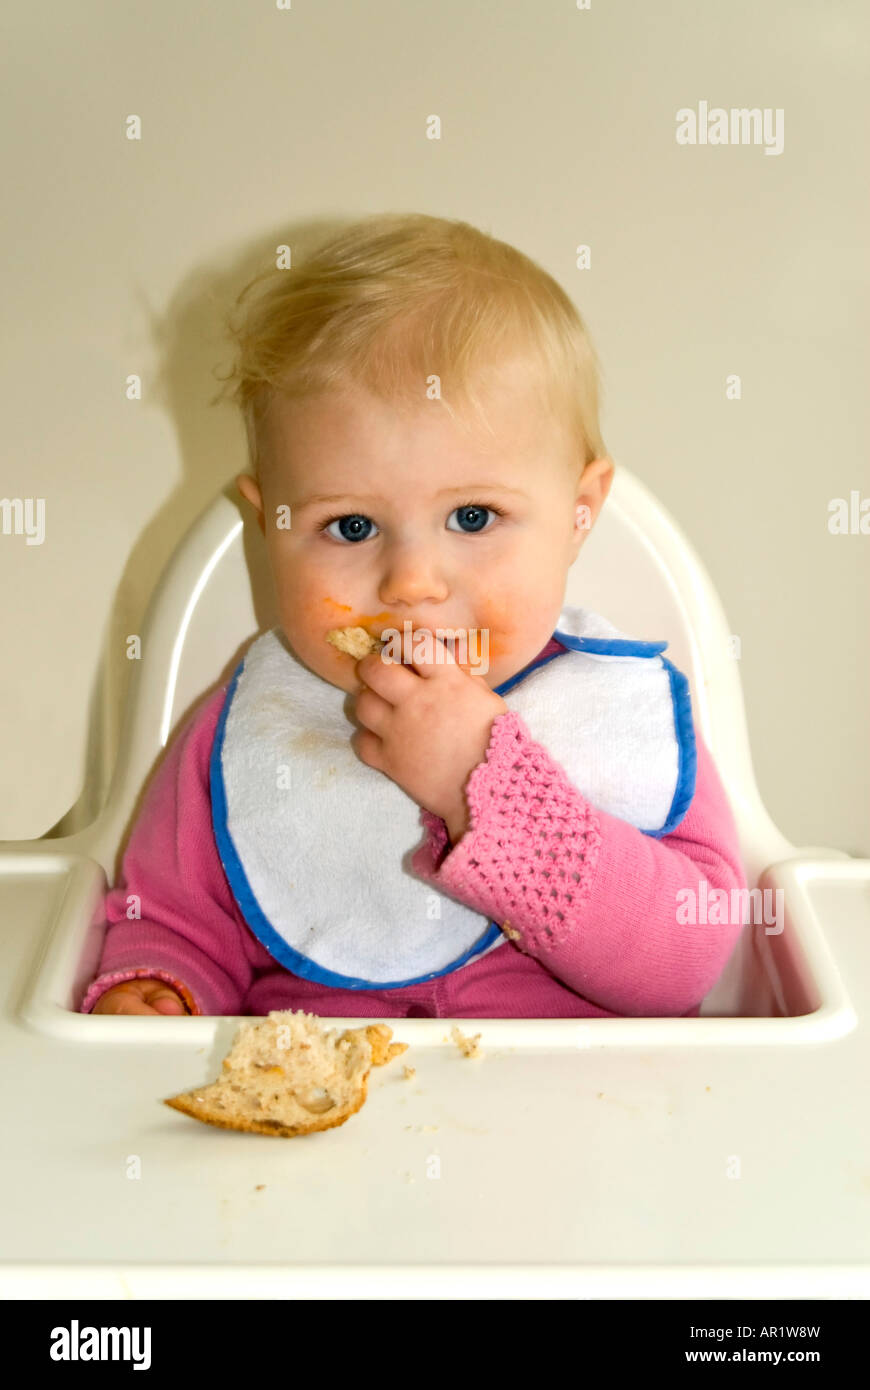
[411,709,747,1016]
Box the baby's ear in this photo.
[575,456,614,528]
[236,473,266,533]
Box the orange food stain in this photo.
[319,592,518,665]
[354,610,402,628]
[325,608,404,633]
[321,598,402,630]
[476,595,513,663]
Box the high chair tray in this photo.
[1,850,869,1298]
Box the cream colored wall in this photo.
[1,3,868,854]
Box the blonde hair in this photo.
[215,212,608,481]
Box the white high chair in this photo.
[2,464,868,1298]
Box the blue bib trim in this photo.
[651,656,697,838]
[551,631,670,659]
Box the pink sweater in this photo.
[78,638,747,1019]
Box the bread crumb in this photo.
[402,1064,416,1080]
[255,1184,265,1191]
[450,1025,482,1058]
[326,627,382,658]
[501,920,522,941]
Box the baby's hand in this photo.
[351,636,507,841]
[92,980,189,1015]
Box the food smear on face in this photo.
[320,593,515,674]
[475,594,513,664]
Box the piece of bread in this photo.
[325,626,383,658]
[163,1009,408,1137]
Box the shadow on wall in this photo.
[44,217,355,842]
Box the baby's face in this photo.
[238,371,611,693]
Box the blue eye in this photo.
[322,514,379,543]
[319,502,505,542]
[446,503,501,534]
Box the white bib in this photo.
[210,606,696,991]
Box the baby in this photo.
[81,212,746,1020]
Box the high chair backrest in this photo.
[81,464,792,881]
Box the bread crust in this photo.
[163,1020,407,1138]
[163,1079,371,1137]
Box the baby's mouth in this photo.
[389,626,461,653]
[326,622,472,662]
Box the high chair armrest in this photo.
[747,854,870,1032]
[0,847,108,1034]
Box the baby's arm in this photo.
[411,710,747,1016]
[79,686,257,1016]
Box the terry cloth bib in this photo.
[210,605,696,991]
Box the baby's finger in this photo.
[354,649,418,697]
[137,981,188,1014]
[150,991,187,1015]
[93,986,162,1016]
[354,684,393,737]
[405,629,458,679]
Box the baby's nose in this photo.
[378,550,449,607]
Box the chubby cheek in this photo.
[271,571,347,681]
[475,587,559,674]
